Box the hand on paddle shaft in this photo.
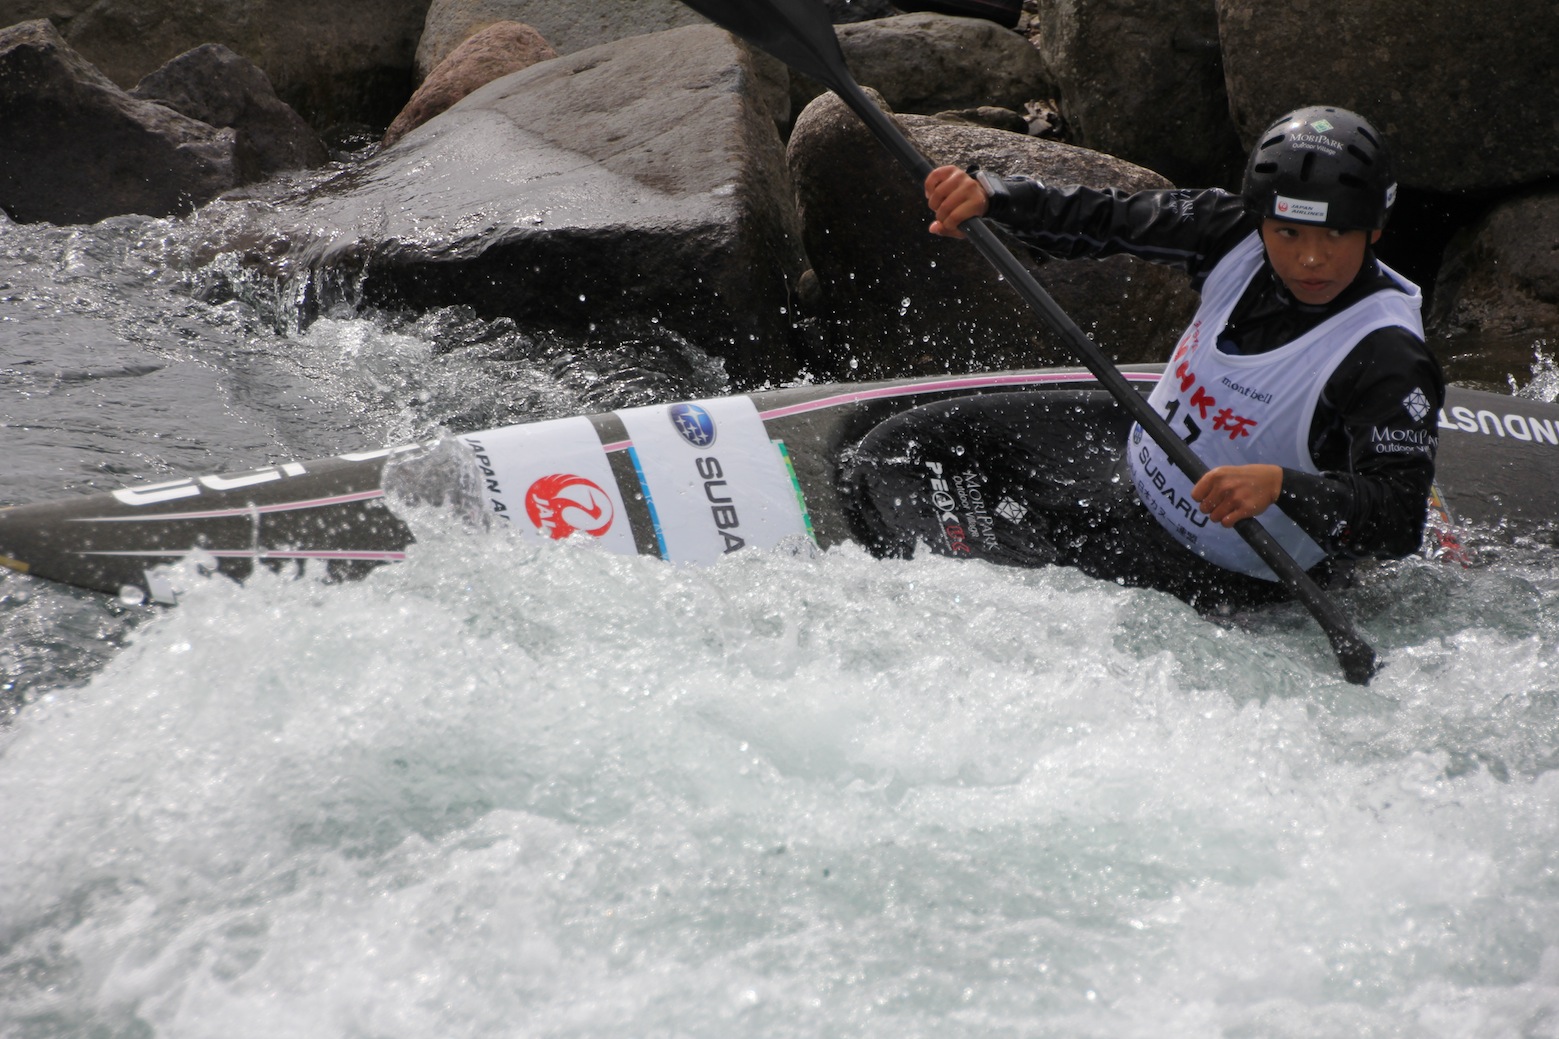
[925,165,987,239]
[1191,464,1284,527]
[930,165,1289,524]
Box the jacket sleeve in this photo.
[1276,328,1446,560]
[982,179,1252,289]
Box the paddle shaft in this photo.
[682,0,1378,684]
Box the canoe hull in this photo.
[1,367,1552,600]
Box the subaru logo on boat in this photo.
[670,403,716,448]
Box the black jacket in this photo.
[983,178,1446,561]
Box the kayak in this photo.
[1,365,1554,602]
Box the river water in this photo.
[3,195,1559,1038]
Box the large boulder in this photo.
[790,12,1055,121]
[0,0,432,131]
[130,44,328,180]
[1216,0,1559,192]
[383,21,556,147]
[1431,192,1559,340]
[1031,0,1245,188]
[821,0,904,21]
[0,20,240,224]
[414,0,707,82]
[271,25,808,385]
[787,90,1197,378]
[897,0,1023,29]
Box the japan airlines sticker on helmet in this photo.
[1273,195,1330,222]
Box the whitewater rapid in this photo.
[4,202,1559,1039]
[4,512,1559,1036]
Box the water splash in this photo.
[1512,341,1558,404]
[2,531,1557,1038]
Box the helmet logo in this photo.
[1274,195,1329,223]
[1310,118,1334,133]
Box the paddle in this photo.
[678,0,1380,685]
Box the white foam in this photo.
[3,530,1557,1036]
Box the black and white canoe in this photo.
[2,366,1555,602]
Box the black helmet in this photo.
[1242,106,1396,230]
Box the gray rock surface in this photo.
[0,0,432,130]
[277,26,807,385]
[3,0,1554,379]
[821,0,903,21]
[131,44,328,179]
[1217,0,1559,192]
[383,21,556,147]
[787,90,1195,377]
[414,0,706,82]
[0,21,239,223]
[1033,0,1244,187]
[1433,192,1559,339]
[791,13,1054,122]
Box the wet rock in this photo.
[1217,0,1559,192]
[787,89,1195,378]
[1432,192,1559,339]
[1033,0,1244,188]
[277,25,807,385]
[790,12,1054,121]
[933,106,1030,135]
[0,0,431,131]
[820,0,903,21]
[131,44,328,179]
[896,0,1022,30]
[384,21,556,147]
[414,0,706,82]
[1022,99,1065,139]
[0,20,239,224]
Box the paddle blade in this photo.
[1336,636,1382,686]
[680,0,852,93]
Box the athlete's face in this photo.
[1260,219,1382,306]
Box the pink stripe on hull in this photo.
[757,370,1159,420]
[82,548,408,563]
[75,489,387,523]
[596,371,1154,454]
